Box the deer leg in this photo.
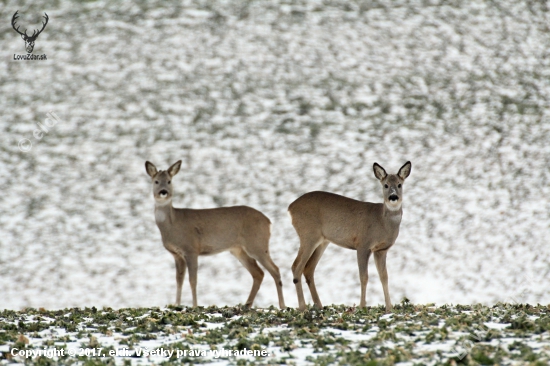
[291,237,323,311]
[357,246,372,308]
[184,253,199,308]
[171,253,187,305]
[303,240,329,309]
[247,249,286,309]
[231,248,264,308]
[374,250,393,312]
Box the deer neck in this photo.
[154,201,175,226]
[382,204,402,226]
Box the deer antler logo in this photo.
[12,11,49,54]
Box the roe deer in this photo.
[145,160,285,309]
[288,161,411,312]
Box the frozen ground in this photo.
[0,0,549,310]
[1,304,549,365]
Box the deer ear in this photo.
[145,161,157,177]
[168,160,182,177]
[398,161,412,180]
[373,163,387,181]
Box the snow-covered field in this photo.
[1,0,549,310]
[1,304,550,365]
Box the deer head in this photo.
[12,11,49,54]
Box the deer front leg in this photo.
[172,253,187,305]
[185,253,199,307]
[374,250,392,312]
[356,246,372,308]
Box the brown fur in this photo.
[289,161,411,312]
[146,160,286,309]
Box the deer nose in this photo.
[389,195,399,202]
[159,189,168,197]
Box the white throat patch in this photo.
[385,201,402,211]
[155,209,167,223]
[155,198,171,206]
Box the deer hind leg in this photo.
[247,250,286,309]
[303,240,329,309]
[240,223,286,309]
[231,247,264,308]
[374,250,393,312]
[171,252,187,305]
[291,235,324,311]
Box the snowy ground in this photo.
[0,0,549,310]
[1,304,549,365]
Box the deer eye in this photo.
[155,181,159,184]
[398,184,402,188]
[168,181,171,184]
[384,184,388,189]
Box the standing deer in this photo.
[288,161,411,312]
[145,160,285,309]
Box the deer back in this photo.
[159,205,270,255]
[288,191,399,250]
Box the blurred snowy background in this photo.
[0,0,549,310]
